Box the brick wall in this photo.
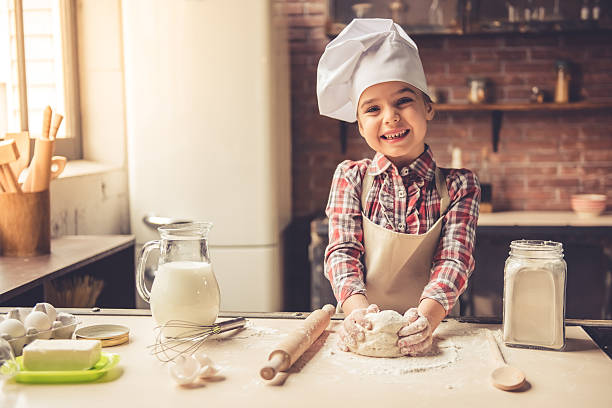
[282,0,612,216]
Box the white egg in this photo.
[33,303,57,322]
[0,318,26,338]
[24,311,52,332]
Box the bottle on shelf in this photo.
[580,0,590,20]
[554,60,570,104]
[479,147,493,213]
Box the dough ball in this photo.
[348,310,409,358]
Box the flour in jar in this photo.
[348,310,410,357]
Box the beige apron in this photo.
[338,167,451,315]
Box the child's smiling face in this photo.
[357,81,434,169]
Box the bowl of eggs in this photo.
[570,194,607,218]
[0,303,78,356]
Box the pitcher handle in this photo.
[136,240,160,304]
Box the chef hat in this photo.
[317,18,430,123]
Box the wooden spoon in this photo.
[486,330,526,391]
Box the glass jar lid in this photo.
[509,239,564,258]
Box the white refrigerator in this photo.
[121,0,291,311]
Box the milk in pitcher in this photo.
[150,261,220,338]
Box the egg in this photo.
[0,318,26,338]
[33,303,57,322]
[24,311,52,332]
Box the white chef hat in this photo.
[317,18,430,123]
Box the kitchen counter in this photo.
[0,235,135,308]
[1,309,611,408]
[478,211,612,226]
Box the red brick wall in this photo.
[282,1,612,216]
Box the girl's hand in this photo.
[397,308,433,356]
[337,303,380,351]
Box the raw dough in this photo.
[348,310,409,358]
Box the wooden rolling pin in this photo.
[260,304,335,380]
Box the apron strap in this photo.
[360,171,375,209]
[361,167,451,215]
[435,167,451,215]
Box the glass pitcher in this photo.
[136,222,220,338]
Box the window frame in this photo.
[10,0,82,159]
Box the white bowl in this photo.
[571,194,607,218]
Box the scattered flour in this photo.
[331,337,460,375]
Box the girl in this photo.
[317,19,480,356]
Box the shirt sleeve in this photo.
[324,161,368,306]
[421,169,481,313]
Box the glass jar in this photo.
[467,77,488,104]
[503,240,567,350]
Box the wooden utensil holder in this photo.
[0,190,50,256]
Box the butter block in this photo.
[23,339,101,371]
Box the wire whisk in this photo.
[148,317,247,362]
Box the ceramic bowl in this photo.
[570,194,607,218]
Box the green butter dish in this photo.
[12,352,120,384]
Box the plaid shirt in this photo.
[324,145,480,313]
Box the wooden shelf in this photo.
[433,101,612,152]
[435,101,612,112]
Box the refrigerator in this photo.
[121,0,291,311]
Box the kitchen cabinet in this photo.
[0,308,610,407]
[0,235,135,308]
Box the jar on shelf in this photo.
[503,240,567,351]
[467,77,488,104]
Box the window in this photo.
[0,0,81,159]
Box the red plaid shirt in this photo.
[324,145,480,313]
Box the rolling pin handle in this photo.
[322,304,335,316]
[260,351,288,380]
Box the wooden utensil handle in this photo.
[0,165,20,193]
[260,350,290,380]
[486,330,506,366]
[50,156,67,180]
[0,167,7,192]
[259,304,335,380]
[49,114,63,139]
[42,106,52,139]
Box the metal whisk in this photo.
[148,317,247,362]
